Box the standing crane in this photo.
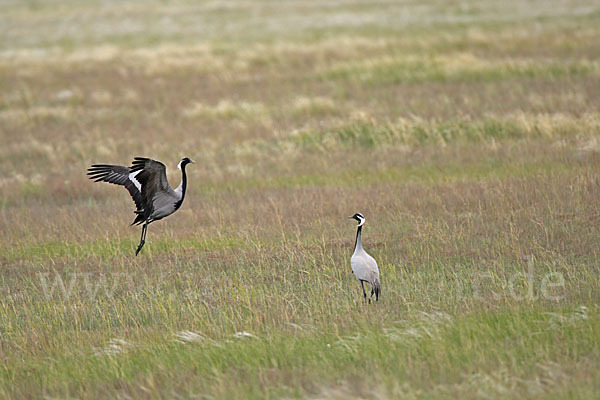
[349,213,381,302]
[87,157,194,255]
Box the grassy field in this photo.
[1,0,600,398]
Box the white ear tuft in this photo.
[177,160,183,170]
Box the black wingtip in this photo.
[132,157,149,164]
[87,165,112,178]
[130,157,149,172]
[87,171,106,177]
[87,164,111,172]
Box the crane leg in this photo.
[360,280,367,303]
[136,223,148,256]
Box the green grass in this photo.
[1,235,246,262]
[2,300,598,398]
[324,57,599,86]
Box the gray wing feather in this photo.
[151,190,179,219]
[351,252,380,283]
[87,164,144,212]
[130,157,174,218]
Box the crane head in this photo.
[348,212,365,226]
[178,157,195,170]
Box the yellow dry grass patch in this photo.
[182,99,269,120]
[507,112,600,138]
[0,36,391,74]
[292,96,337,114]
[0,106,72,122]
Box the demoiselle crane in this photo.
[349,213,381,302]
[87,157,194,255]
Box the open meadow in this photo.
[1,0,600,398]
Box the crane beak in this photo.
[190,159,196,164]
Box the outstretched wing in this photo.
[129,157,171,215]
[87,164,144,213]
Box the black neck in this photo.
[354,225,362,252]
[180,164,188,201]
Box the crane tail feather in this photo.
[373,279,381,301]
[131,213,145,226]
